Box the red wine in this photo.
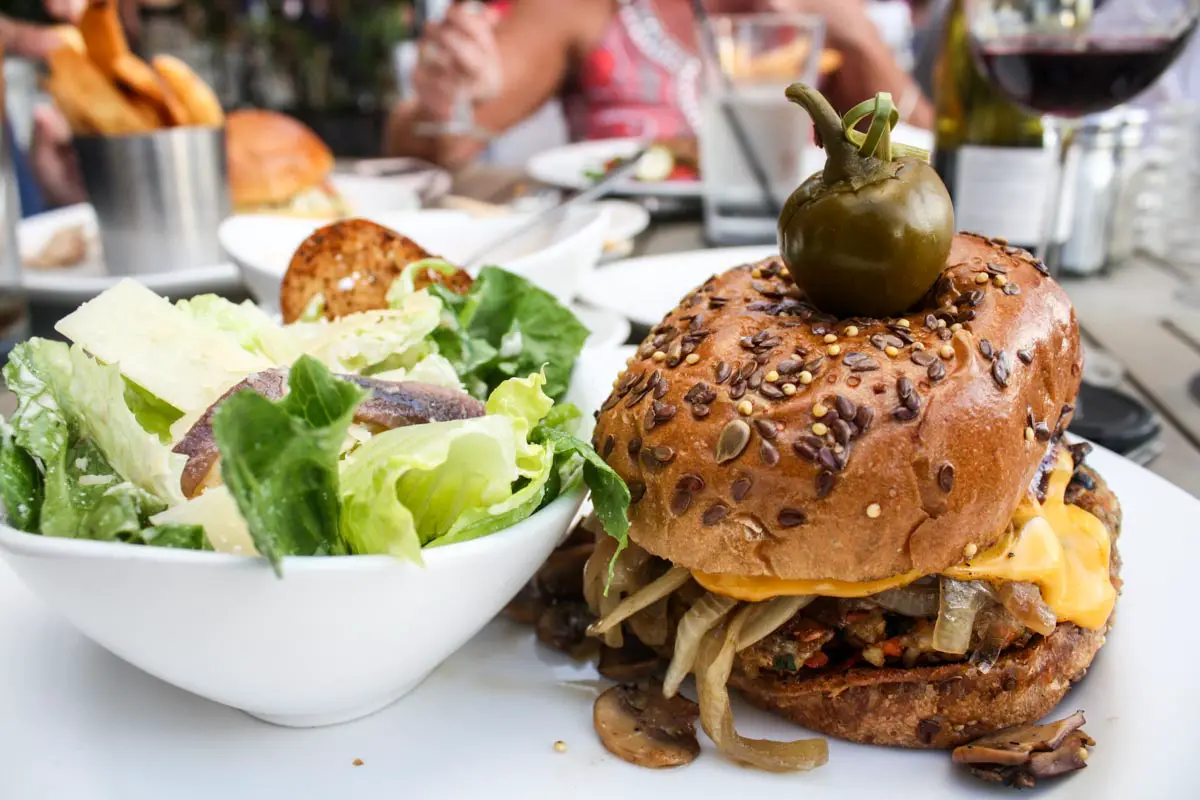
[973,28,1196,117]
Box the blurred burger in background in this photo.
[225,109,348,218]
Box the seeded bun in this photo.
[591,234,1082,582]
[226,109,334,211]
[729,465,1121,748]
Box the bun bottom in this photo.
[731,617,1106,750]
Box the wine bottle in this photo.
[932,0,1058,250]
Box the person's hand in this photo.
[412,1,503,122]
[30,105,86,208]
[43,0,86,22]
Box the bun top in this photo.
[591,234,1082,582]
[226,109,334,208]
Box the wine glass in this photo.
[963,0,1200,275]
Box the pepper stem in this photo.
[785,82,866,185]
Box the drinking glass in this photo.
[696,13,825,246]
[964,0,1200,275]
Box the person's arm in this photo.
[386,0,601,169]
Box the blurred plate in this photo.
[597,199,651,264]
[527,126,934,199]
[582,245,777,327]
[18,205,242,304]
[527,138,702,198]
[332,167,452,213]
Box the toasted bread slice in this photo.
[281,218,439,323]
[152,55,224,127]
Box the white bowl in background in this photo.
[0,489,584,728]
[220,207,610,309]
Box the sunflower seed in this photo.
[815,470,835,498]
[777,508,807,528]
[731,475,753,501]
[938,463,955,493]
[702,503,730,526]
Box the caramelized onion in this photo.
[997,581,1057,637]
[583,532,618,614]
[663,592,738,698]
[589,567,692,637]
[694,608,828,772]
[627,596,670,647]
[933,577,990,655]
[735,596,814,651]
[873,583,939,617]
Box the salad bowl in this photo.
[0,488,583,728]
[221,207,610,309]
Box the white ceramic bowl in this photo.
[0,489,583,728]
[220,207,610,309]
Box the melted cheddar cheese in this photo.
[692,451,1116,630]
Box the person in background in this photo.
[387,0,934,169]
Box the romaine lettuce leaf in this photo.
[399,265,589,402]
[287,290,441,376]
[141,523,208,550]
[0,420,41,532]
[212,355,365,572]
[339,373,560,560]
[122,379,183,442]
[369,353,462,390]
[65,345,187,506]
[2,339,72,463]
[176,294,299,363]
[78,481,166,542]
[533,424,631,557]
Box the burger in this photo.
[581,235,1119,772]
[225,109,348,218]
[575,85,1120,776]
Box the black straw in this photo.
[691,0,782,216]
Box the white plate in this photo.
[582,245,779,327]
[18,205,242,304]
[598,199,651,243]
[572,303,631,351]
[527,138,703,198]
[0,345,1192,797]
[527,126,934,199]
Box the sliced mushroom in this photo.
[535,601,597,658]
[598,639,663,682]
[503,582,546,626]
[172,369,486,498]
[594,682,700,769]
[952,711,1094,788]
[532,542,595,602]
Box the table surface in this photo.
[7,165,1200,498]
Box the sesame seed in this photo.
[975,272,989,284]
[765,370,779,382]
[827,344,841,356]
[963,543,978,558]
[812,422,829,436]
[950,322,963,332]
[813,403,829,418]
[652,351,666,361]
[353,758,365,766]
[937,319,948,329]
[682,353,699,365]
[782,383,797,395]
[1025,426,1036,442]
[751,267,763,279]
[912,342,925,351]
[896,319,911,328]
[884,345,899,358]
[866,503,881,518]
[798,370,814,385]
[844,325,859,337]
[553,741,568,753]
[994,275,1008,287]
[940,345,954,359]
[737,400,753,416]
[626,356,635,366]
[823,333,838,344]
